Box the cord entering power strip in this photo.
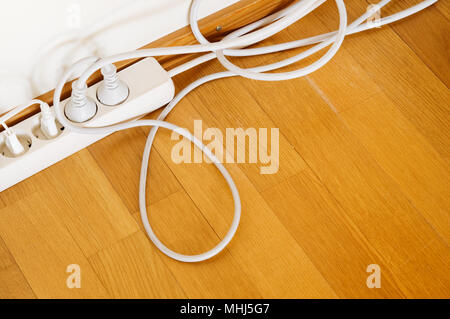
[0,58,175,192]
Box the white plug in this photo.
[39,102,59,139]
[4,129,25,156]
[65,80,98,123]
[96,64,129,106]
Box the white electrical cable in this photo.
[0,99,48,125]
[74,0,329,87]
[172,0,440,78]
[169,0,438,78]
[52,56,242,263]
[1,0,436,262]
[190,0,348,81]
[188,0,436,59]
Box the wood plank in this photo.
[132,191,262,298]
[380,1,450,87]
[0,232,35,298]
[15,150,140,258]
[314,1,450,161]
[436,0,450,20]
[0,176,38,208]
[241,74,450,298]
[341,94,450,242]
[88,127,181,214]
[0,237,15,270]
[271,10,450,243]
[261,169,405,298]
[0,265,36,299]
[88,232,186,299]
[0,193,109,298]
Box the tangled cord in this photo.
[47,0,438,262]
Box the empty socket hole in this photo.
[32,119,65,140]
[1,134,32,158]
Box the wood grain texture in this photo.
[0,0,449,299]
[0,265,35,299]
[384,1,450,88]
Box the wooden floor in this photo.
[0,1,449,298]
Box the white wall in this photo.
[0,0,239,113]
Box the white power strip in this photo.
[0,58,175,192]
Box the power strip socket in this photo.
[0,58,175,192]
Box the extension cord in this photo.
[0,0,437,263]
[0,58,174,192]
